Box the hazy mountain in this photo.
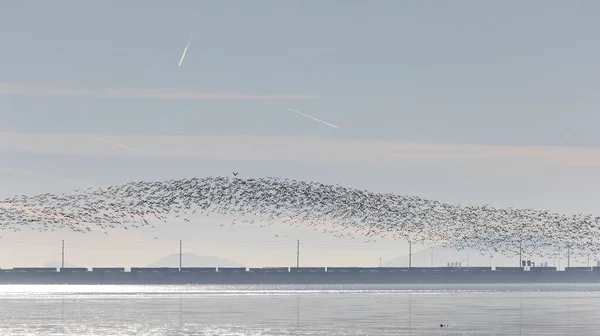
[383,236,586,268]
[147,253,244,268]
[382,245,492,268]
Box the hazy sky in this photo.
[1,1,599,268]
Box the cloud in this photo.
[0,166,105,189]
[1,131,600,167]
[0,82,318,100]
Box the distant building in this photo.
[597,260,600,267]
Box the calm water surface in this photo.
[0,284,599,335]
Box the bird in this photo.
[1,175,598,262]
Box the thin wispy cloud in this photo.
[0,166,102,189]
[1,132,600,167]
[0,83,318,100]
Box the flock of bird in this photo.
[3,34,591,265]
[1,175,599,262]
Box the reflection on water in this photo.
[296,295,299,332]
[0,284,599,335]
[409,292,412,336]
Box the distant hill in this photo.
[383,245,491,268]
[383,235,575,268]
[147,253,244,268]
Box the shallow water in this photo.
[0,284,599,335]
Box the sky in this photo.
[1,1,600,269]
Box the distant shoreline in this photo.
[1,266,599,284]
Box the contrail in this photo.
[288,108,340,129]
[178,38,192,67]
[80,134,140,151]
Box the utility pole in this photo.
[296,240,300,268]
[567,244,571,269]
[408,240,412,268]
[179,240,182,272]
[379,257,382,268]
[61,240,64,269]
[430,253,433,267]
[519,240,522,267]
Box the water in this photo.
[0,284,599,335]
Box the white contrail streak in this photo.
[178,38,192,67]
[287,108,340,129]
[80,134,140,151]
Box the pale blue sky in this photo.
[1,1,599,268]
